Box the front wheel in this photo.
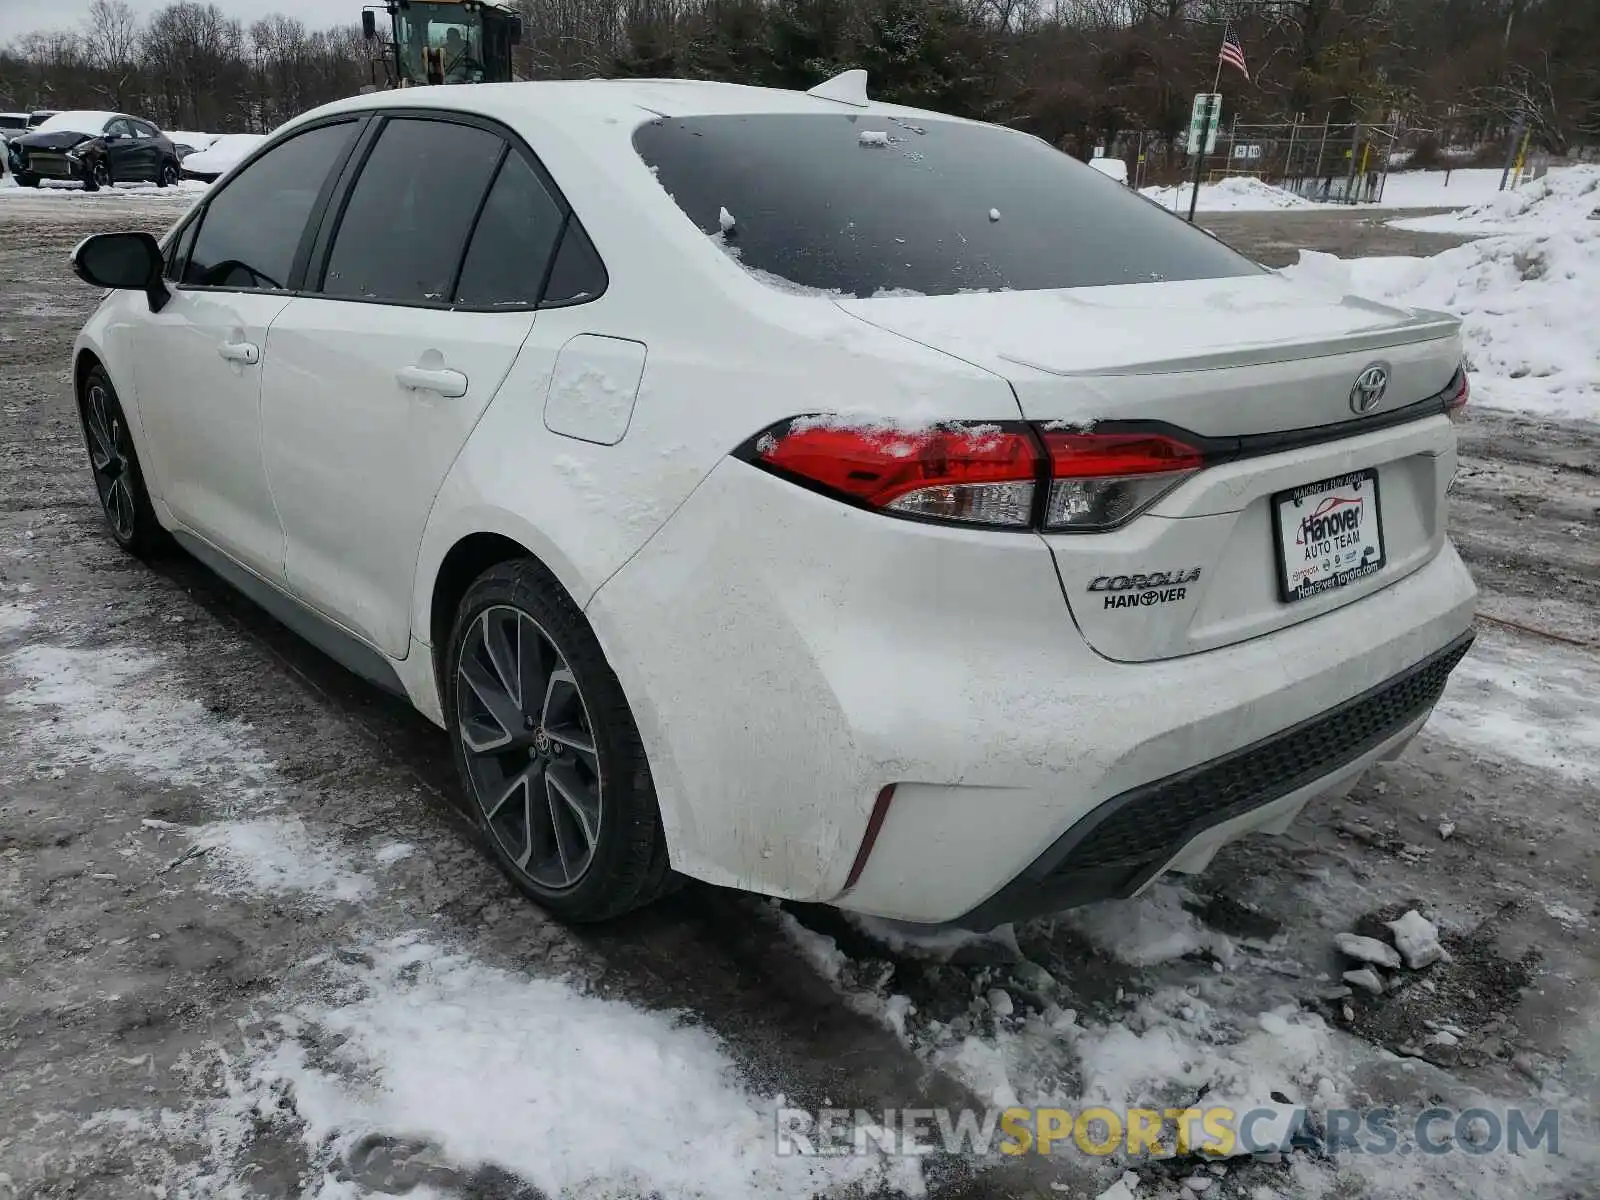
[156,160,179,188]
[84,159,109,192]
[79,366,167,557]
[445,560,673,922]
[15,172,39,188]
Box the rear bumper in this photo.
[590,456,1478,923]
[950,631,1472,928]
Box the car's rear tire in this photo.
[156,160,178,188]
[445,559,673,922]
[78,365,168,558]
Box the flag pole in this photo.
[1187,21,1227,223]
[1211,19,1227,96]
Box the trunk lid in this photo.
[836,274,1465,662]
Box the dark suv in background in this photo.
[7,110,181,191]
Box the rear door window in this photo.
[453,150,565,307]
[183,121,358,290]
[320,117,504,304]
[635,113,1260,297]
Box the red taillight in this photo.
[1444,369,1470,421]
[742,419,1213,531]
[1038,430,1205,531]
[751,422,1040,527]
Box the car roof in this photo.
[294,77,981,132]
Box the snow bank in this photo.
[1141,176,1317,212]
[1392,165,1600,233]
[1140,167,1590,214]
[1377,167,1538,210]
[1281,226,1600,421]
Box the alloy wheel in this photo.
[456,604,602,891]
[92,162,109,188]
[84,381,135,541]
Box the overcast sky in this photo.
[0,0,347,43]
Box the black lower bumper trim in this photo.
[953,631,1475,929]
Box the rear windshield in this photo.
[634,113,1259,298]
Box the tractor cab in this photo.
[362,0,521,88]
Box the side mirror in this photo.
[362,10,377,39]
[509,15,523,44]
[71,231,170,312]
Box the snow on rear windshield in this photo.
[634,113,1259,298]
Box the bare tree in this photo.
[82,0,140,109]
[1474,55,1571,153]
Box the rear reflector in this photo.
[748,422,1038,528]
[1038,430,1205,532]
[1444,369,1470,421]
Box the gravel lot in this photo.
[1,188,1595,1200]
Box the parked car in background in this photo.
[1088,155,1130,185]
[166,131,219,160]
[27,110,59,129]
[7,110,181,190]
[178,133,265,182]
[0,112,27,177]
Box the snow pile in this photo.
[1141,176,1316,212]
[231,937,918,1200]
[1392,165,1600,233]
[1282,227,1600,420]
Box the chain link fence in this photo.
[1112,118,1404,205]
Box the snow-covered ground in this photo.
[1,631,918,1200]
[1141,167,1580,214]
[1281,166,1600,422]
[0,176,209,198]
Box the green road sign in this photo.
[1187,92,1222,155]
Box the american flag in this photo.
[1219,29,1249,78]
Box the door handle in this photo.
[396,365,468,398]
[218,340,259,365]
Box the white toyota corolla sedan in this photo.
[69,76,1476,927]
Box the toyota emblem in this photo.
[1349,364,1390,414]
